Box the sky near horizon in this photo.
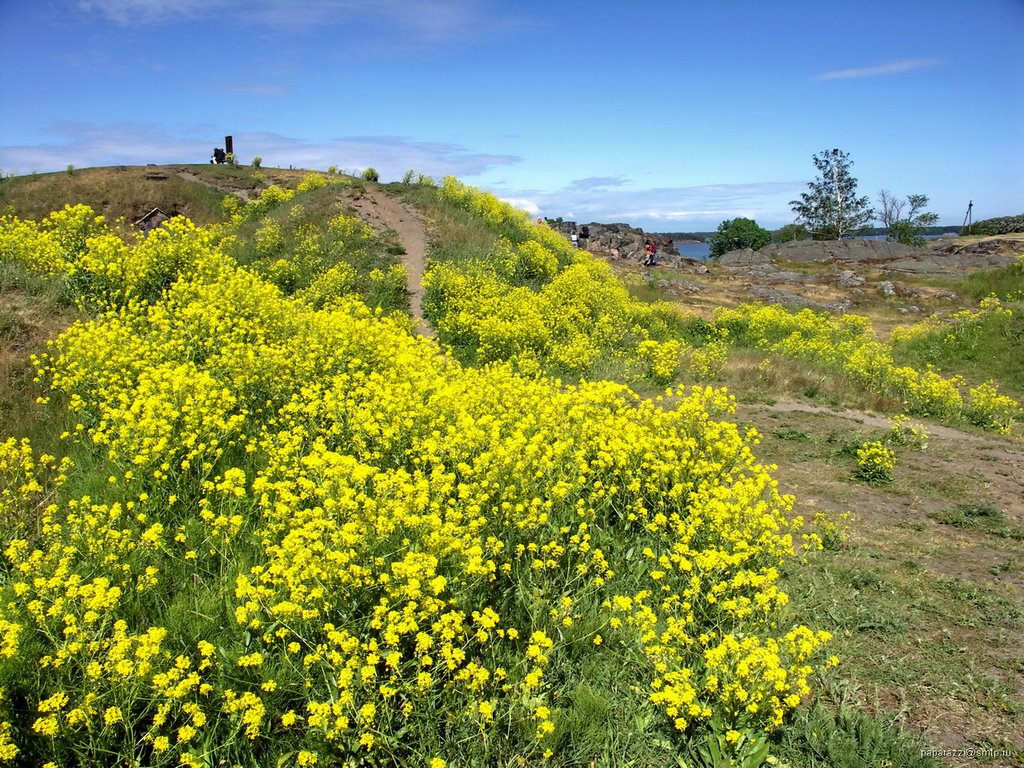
[1,0,1021,232]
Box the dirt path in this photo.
[175,170,254,202]
[347,185,434,338]
[749,399,996,443]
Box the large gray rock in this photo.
[718,248,772,266]
[883,251,1016,275]
[760,240,919,263]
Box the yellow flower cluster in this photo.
[0,437,70,540]
[887,415,929,450]
[425,180,701,383]
[0,206,833,764]
[0,206,222,311]
[890,294,1014,348]
[854,440,897,485]
[714,303,1019,431]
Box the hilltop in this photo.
[0,164,315,225]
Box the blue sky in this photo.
[1,0,1021,231]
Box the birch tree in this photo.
[790,149,873,240]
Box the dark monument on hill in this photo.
[211,135,234,164]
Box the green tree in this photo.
[251,156,262,169]
[790,149,873,240]
[773,223,808,243]
[708,217,772,259]
[362,166,380,182]
[877,190,939,246]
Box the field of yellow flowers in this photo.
[425,177,1020,435]
[0,190,840,767]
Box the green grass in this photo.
[772,680,941,768]
[956,261,1024,301]
[0,262,78,450]
[220,182,410,315]
[0,164,335,227]
[889,302,1024,400]
[928,502,1024,540]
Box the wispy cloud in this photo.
[568,176,630,191]
[76,0,218,25]
[816,58,944,80]
[0,121,802,232]
[76,0,494,41]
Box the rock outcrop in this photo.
[717,238,1018,276]
[547,221,680,264]
[720,239,919,265]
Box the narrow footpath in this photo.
[347,185,434,339]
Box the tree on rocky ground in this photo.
[773,223,808,242]
[708,217,772,258]
[878,190,939,246]
[790,149,874,240]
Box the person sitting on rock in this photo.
[643,240,657,266]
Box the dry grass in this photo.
[0,164,337,225]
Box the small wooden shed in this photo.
[134,207,170,234]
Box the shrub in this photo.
[773,223,808,243]
[362,166,380,182]
[297,173,328,193]
[251,156,262,169]
[708,217,772,259]
[965,213,1024,236]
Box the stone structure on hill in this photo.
[547,221,680,264]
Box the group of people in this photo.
[569,225,590,249]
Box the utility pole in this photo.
[961,200,973,235]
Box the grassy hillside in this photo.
[0,165,326,226]
[0,168,1021,767]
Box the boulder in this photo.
[837,270,865,289]
[718,248,771,266]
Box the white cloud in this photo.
[816,58,944,80]
[499,197,540,216]
[568,176,630,191]
[484,180,807,232]
[0,123,519,181]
